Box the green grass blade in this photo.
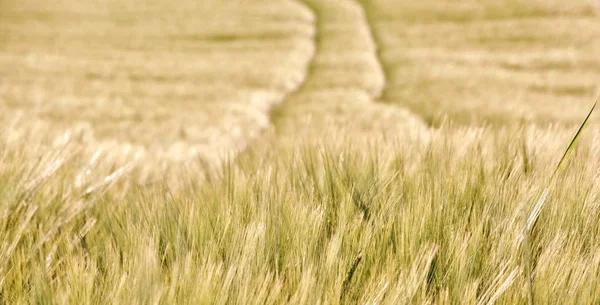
[553,99,597,178]
[525,98,597,235]
[522,98,597,305]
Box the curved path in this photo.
[0,0,429,173]
[272,0,428,145]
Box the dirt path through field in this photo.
[271,0,428,145]
[0,0,431,173]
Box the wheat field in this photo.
[1,0,600,304]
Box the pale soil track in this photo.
[2,0,600,172]
[0,0,431,173]
[271,0,429,146]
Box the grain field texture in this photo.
[1,0,600,304]
[360,0,600,126]
[1,0,315,164]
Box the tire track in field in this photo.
[271,0,429,145]
[354,0,438,127]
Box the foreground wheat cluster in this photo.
[1,0,600,304]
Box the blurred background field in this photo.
[1,0,600,304]
[2,0,600,157]
[1,0,316,162]
[361,0,600,125]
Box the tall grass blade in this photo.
[523,98,597,305]
[526,98,597,234]
[553,99,597,178]
[525,98,597,236]
[525,188,550,233]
